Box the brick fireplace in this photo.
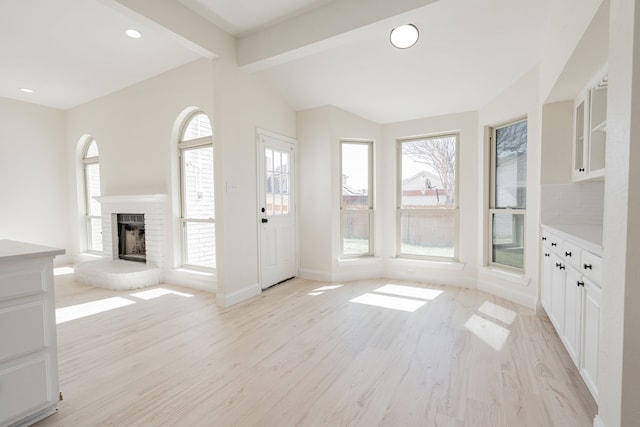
[74,194,168,290]
[97,194,168,269]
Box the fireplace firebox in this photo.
[117,213,146,263]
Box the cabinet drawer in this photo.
[0,302,47,363]
[562,241,582,270]
[0,357,52,424]
[582,251,603,285]
[543,232,563,253]
[0,260,46,301]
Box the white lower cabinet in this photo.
[0,241,64,427]
[581,279,601,400]
[563,266,582,366]
[540,246,552,313]
[540,226,601,402]
[549,253,565,333]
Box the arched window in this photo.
[179,112,215,269]
[83,138,102,252]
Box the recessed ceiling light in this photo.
[390,24,419,49]
[20,88,34,93]
[125,29,142,39]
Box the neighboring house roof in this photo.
[402,170,442,191]
[343,184,366,195]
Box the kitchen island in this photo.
[0,240,64,427]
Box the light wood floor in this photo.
[34,273,596,427]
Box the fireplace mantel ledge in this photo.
[95,194,168,204]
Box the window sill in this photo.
[479,266,529,286]
[389,257,465,270]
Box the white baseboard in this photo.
[216,282,261,307]
[164,268,217,293]
[53,254,75,266]
[298,268,332,282]
[593,415,605,427]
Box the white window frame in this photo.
[340,139,374,258]
[179,112,215,271]
[83,138,102,254]
[488,117,527,273]
[396,133,459,261]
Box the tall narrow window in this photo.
[490,119,527,271]
[398,134,458,259]
[83,138,102,252]
[179,112,215,269]
[341,140,373,256]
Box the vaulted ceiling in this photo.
[0,0,551,123]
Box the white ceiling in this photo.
[0,0,200,110]
[0,0,552,123]
[178,0,335,36]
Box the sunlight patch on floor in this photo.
[478,301,517,325]
[464,314,510,351]
[350,293,427,312]
[54,266,75,276]
[307,284,343,296]
[129,288,194,300]
[56,297,136,324]
[349,283,442,312]
[374,284,443,301]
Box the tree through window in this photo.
[398,134,458,259]
[490,119,527,270]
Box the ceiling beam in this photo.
[237,0,438,72]
[100,0,236,61]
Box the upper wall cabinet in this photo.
[573,73,608,181]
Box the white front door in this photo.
[257,129,297,289]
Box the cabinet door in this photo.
[573,98,587,180]
[588,84,607,176]
[563,266,582,366]
[540,246,552,313]
[549,253,565,333]
[581,279,601,401]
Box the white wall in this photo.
[211,58,296,306]
[541,101,573,184]
[0,97,71,263]
[598,0,640,425]
[67,59,214,197]
[66,57,297,302]
[66,59,215,288]
[298,106,338,279]
[297,106,382,281]
[539,0,607,102]
[477,66,541,308]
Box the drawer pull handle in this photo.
[559,265,565,270]
[555,263,561,268]
[551,243,557,247]
[544,253,550,257]
[584,264,593,270]
[577,281,585,287]
[565,251,572,257]
[542,237,547,241]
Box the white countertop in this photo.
[541,223,603,256]
[0,240,65,262]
